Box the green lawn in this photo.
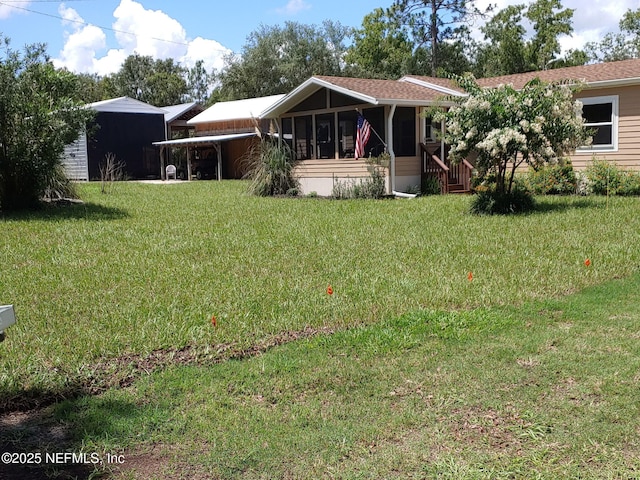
[1,181,639,478]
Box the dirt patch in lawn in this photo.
[1,326,336,414]
[0,326,335,479]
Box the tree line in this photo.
[67,0,640,106]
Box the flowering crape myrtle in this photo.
[433,74,591,196]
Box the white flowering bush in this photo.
[434,74,590,212]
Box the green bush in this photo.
[583,159,640,196]
[243,140,299,196]
[617,171,640,196]
[42,163,79,201]
[331,156,388,200]
[421,176,442,195]
[470,186,535,215]
[525,162,577,195]
[585,159,622,195]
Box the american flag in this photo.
[355,114,371,159]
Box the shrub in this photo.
[42,164,79,201]
[421,176,441,195]
[618,171,640,196]
[585,159,622,195]
[243,140,299,196]
[331,154,388,199]
[525,161,577,195]
[470,185,535,215]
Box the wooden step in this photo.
[448,183,470,194]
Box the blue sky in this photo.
[0,0,636,76]
[0,0,374,74]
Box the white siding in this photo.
[62,131,89,181]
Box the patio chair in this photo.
[166,164,177,180]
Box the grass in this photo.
[52,273,640,478]
[0,180,639,477]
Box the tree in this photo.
[525,0,575,71]
[473,0,585,76]
[0,38,94,211]
[586,8,640,62]
[345,8,413,79]
[105,54,188,106]
[476,5,529,76]
[187,60,212,105]
[216,21,350,100]
[433,74,590,212]
[391,0,492,76]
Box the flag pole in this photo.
[355,108,387,149]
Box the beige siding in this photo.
[571,86,640,171]
[395,156,420,176]
[294,159,371,178]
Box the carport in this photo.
[153,132,258,180]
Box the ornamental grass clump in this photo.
[243,139,299,196]
[433,74,591,214]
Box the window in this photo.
[579,95,618,152]
[424,116,436,142]
[393,107,416,156]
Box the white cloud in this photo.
[53,0,231,76]
[276,0,312,15]
[0,1,30,20]
[181,37,230,71]
[112,0,187,59]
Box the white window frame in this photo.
[577,95,619,153]
[421,108,437,143]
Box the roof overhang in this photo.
[153,132,257,147]
[261,77,379,118]
[586,77,640,89]
[399,76,466,97]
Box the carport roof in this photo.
[153,132,258,147]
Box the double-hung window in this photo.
[579,95,618,152]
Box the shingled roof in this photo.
[261,59,640,118]
[477,58,640,89]
[405,58,640,91]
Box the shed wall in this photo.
[88,112,166,180]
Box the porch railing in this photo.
[420,143,473,194]
[420,143,449,193]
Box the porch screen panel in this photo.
[362,107,386,157]
[338,111,357,158]
[282,117,293,150]
[294,116,313,160]
[316,113,335,159]
[393,107,416,157]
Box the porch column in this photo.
[159,146,166,180]
[187,146,192,181]
[216,142,222,181]
[387,104,397,194]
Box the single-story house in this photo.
[260,58,640,196]
[153,94,285,180]
[62,97,168,181]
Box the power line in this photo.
[0,1,192,47]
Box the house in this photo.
[153,94,285,180]
[260,58,640,196]
[62,97,167,181]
